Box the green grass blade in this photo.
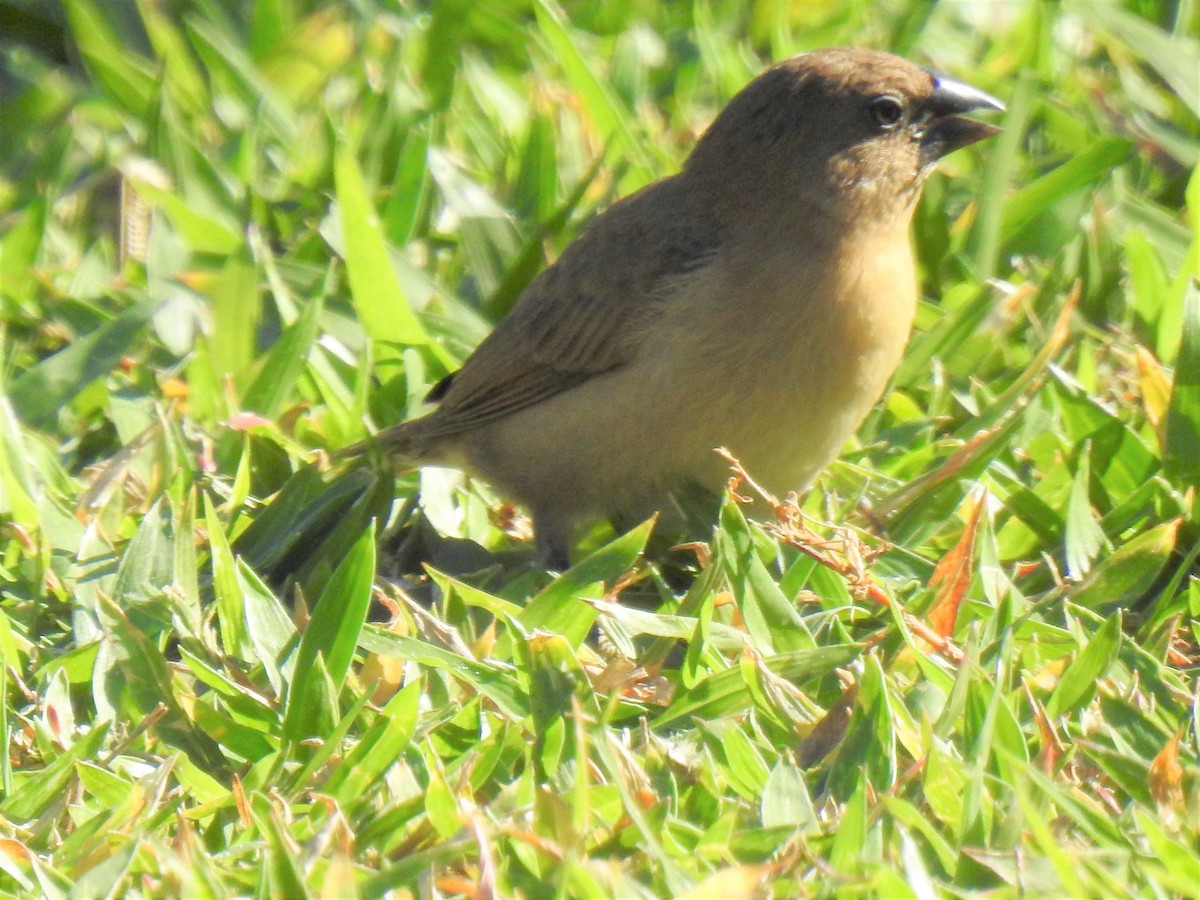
[9,301,160,428]
[325,679,421,802]
[204,492,248,657]
[715,500,814,654]
[95,595,226,772]
[0,724,109,821]
[283,521,376,742]
[333,142,445,364]
[519,517,654,645]
[61,0,156,115]
[1046,611,1122,718]
[654,644,861,729]
[533,0,654,183]
[241,296,322,418]
[1164,285,1200,489]
[209,253,260,381]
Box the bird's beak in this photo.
[919,72,1005,165]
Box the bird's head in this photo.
[685,48,1004,228]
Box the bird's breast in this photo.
[663,222,918,493]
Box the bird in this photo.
[352,47,1004,570]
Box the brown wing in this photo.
[411,177,722,441]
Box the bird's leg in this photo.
[534,516,572,572]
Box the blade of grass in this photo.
[9,301,161,428]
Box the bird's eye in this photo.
[867,95,904,130]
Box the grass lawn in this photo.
[1,0,1199,895]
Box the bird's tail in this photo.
[333,420,424,471]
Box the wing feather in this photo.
[413,177,722,441]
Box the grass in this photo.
[1,0,1199,895]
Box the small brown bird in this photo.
[361,48,1003,568]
